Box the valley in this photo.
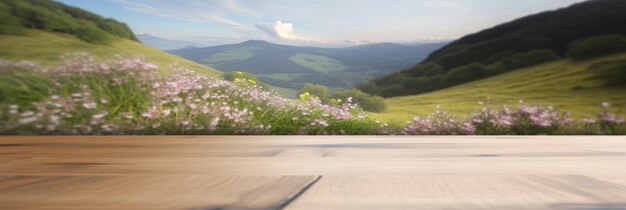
[169,40,447,96]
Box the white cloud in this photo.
[255,20,317,42]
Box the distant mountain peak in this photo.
[242,40,272,45]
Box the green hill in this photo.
[370,53,626,122]
[0,0,220,77]
[361,0,626,98]
[0,0,136,44]
[170,40,447,93]
[0,29,221,77]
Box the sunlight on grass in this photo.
[373,53,626,122]
[0,30,222,77]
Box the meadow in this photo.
[0,29,221,77]
[1,29,625,135]
[371,53,626,123]
[1,52,624,135]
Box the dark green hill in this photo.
[361,0,626,98]
[0,0,137,44]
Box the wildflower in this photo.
[20,111,35,117]
[602,113,625,124]
[49,115,61,125]
[530,115,551,127]
[602,102,610,109]
[101,124,115,133]
[209,117,220,130]
[299,92,311,100]
[583,118,596,124]
[91,112,107,120]
[19,116,37,125]
[83,102,97,109]
[8,105,18,114]
[121,112,134,120]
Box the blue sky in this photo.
[57,0,586,46]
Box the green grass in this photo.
[265,84,299,99]
[371,53,626,122]
[289,53,347,73]
[201,47,259,65]
[257,73,307,81]
[0,29,222,77]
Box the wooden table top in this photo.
[0,136,625,210]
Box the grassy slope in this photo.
[371,53,626,122]
[0,30,221,77]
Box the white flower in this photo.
[151,123,161,128]
[91,112,107,120]
[20,111,35,117]
[83,102,97,109]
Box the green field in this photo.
[371,53,626,122]
[257,73,307,81]
[202,47,259,65]
[289,53,348,73]
[0,30,222,77]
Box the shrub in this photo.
[406,63,444,77]
[587,59,626,86]
[567,34,626,60]
[332,89,386,113]
[441,62,489,86]
[298,84,330,103]
[74,23,112,44]
[356,81,380,96]
[508,49,560,69]
[0,3,24,35]
[379,84,408,98]
[223,71,257,82]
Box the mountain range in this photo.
[136,33,200,50]
[169,40,448,92]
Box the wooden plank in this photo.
[0,136,625,210]
[285,175,626,210]
[0,175,319,210]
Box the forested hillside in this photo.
[360,0,626,97]
[0,0,137,44]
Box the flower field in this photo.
[1,54,624,135]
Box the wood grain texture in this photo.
[0,136,625,210]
